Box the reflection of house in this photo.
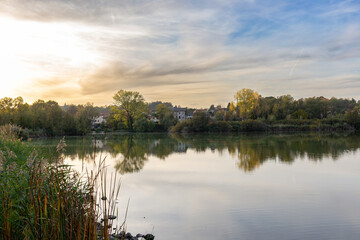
[174,142,187,153]
[92,139,105,148]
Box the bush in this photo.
[220,120,269,132]
[208,121,233,132]
[172,120,269,133]
[171,119,193,133]
[134,117,156,132]
[192,111,210,132]
[171,118,355,133]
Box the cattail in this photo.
[0,150,4,171]
[56,136,67,153]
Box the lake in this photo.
[32,133,360,240]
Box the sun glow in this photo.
[0,16,101,99]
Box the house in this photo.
[92,114,108,128]
[172,107,187,121]
[151,116,159,123]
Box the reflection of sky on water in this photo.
[33,134,360,239]
[64,144,360,240]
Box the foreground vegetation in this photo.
[0,125,121,240]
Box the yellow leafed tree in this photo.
[234,89,260,119]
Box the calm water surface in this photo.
[33,133,360,240]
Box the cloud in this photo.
[1,0,360,106]
[76,62,207,95]
[319,0,360,17]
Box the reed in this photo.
[0,125,122,240]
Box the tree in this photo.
[75,103,98,135]
[226,102,236,121]
[192,111,210,131]
[303,97,328,119]
[0,97,24,124]
[345,109,360,130]
[134,115,156,132]
[113,90,149,129]
[30,100,64,135]
[214,110,225,121]
[148,101,173,112]
[107,106,126,130]
[291,109,308,120]
[234,89,260,119]
[273,95,294,119]
[156,103,175,130]
[258,97,275,119]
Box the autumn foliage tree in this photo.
[113,90,149,130]
[234,88,260,119]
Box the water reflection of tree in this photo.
[172,134,360,172]
[107,134,179,174]
[31,137,102,162]
[32,134,360,174]
[109,135,148,174]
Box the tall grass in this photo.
[0,125,122,240]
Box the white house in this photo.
[173,107,187,121]
[151,116,159,123]
[92,115,106,128]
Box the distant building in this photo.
[150,106,194,122]
[151,116,159,123]
[172,107,187,121]
[92,114,107,128]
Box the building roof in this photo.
[172,107,187,111]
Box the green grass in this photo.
[0,125,121,240]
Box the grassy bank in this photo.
[0,125,121,240]
[171,119,355,133]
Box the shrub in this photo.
[192,112,210,132]
[208,121,233,132]
[134,117,156,132]
[171,120,193,133]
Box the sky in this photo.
[0,0,359,107]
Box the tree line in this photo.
[107,89,360,133]
[226,88,358,121]
[0,97,98,136]
[172,89,360,132]
[1,88,360,136]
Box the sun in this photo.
[0,15,101,100]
